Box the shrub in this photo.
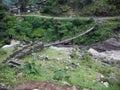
[31,28,44,40]
[41,6,52,13]
[19,60,41,75]
[9,21,32,41]
[53,69,70,81]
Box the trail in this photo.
[16,14,120,20]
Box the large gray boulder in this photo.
[92,38,120,51]
[88,48,120,66]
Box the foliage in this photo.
[19,60,41,75]
[70,46,79,59]
[107,0,120,8]
[8,21,32,41]
[18,0,28,12]
[53,69,65,81]
[0,15,118,46]
[0,2,12,46]
[0,3,8,11]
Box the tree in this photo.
[107,0,120,8]
[0,2,9,44]
[18,0,29,12]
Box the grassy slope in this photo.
[0,48,120,90]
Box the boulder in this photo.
[2,40,20,49]
[88,48,120,65]
[92,38,120,51]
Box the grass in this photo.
[0,48,14,61]
[0,47,120,90]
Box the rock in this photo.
[88,48,100,57]
[103,50,120,61]
[0,83,5,87]
[97,73,104,81]
[88,48,120,66]
[0,83,8,90]
[36,55,49,60]
[2,39,20,49]
[103,82,109,87]
[70,62,80,68]
[92,38,120,51]
[65,66,69,70]
[109,73,116,81]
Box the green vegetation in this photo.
[40,0,120,16]
[6,16,120,45]
[0,2,15,46]
[0,48,120,90]
[0,1,120,90]
[4,0,120,16]
[0,15,119,46]
[0,1,120,47]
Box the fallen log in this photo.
[44,27,95,47]
[2,42,43,63]
[9,60,22,67]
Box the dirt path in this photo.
[12,81,84,90]
[16,14,120,21]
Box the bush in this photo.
[41,6,52,13]
[19,60,41,75]
[107,0,120,8]
[72,19,83,27]
[9,21,32,41]
[31,28,44,40]
[53,69,70,81]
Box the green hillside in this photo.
[40,0,120,16]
